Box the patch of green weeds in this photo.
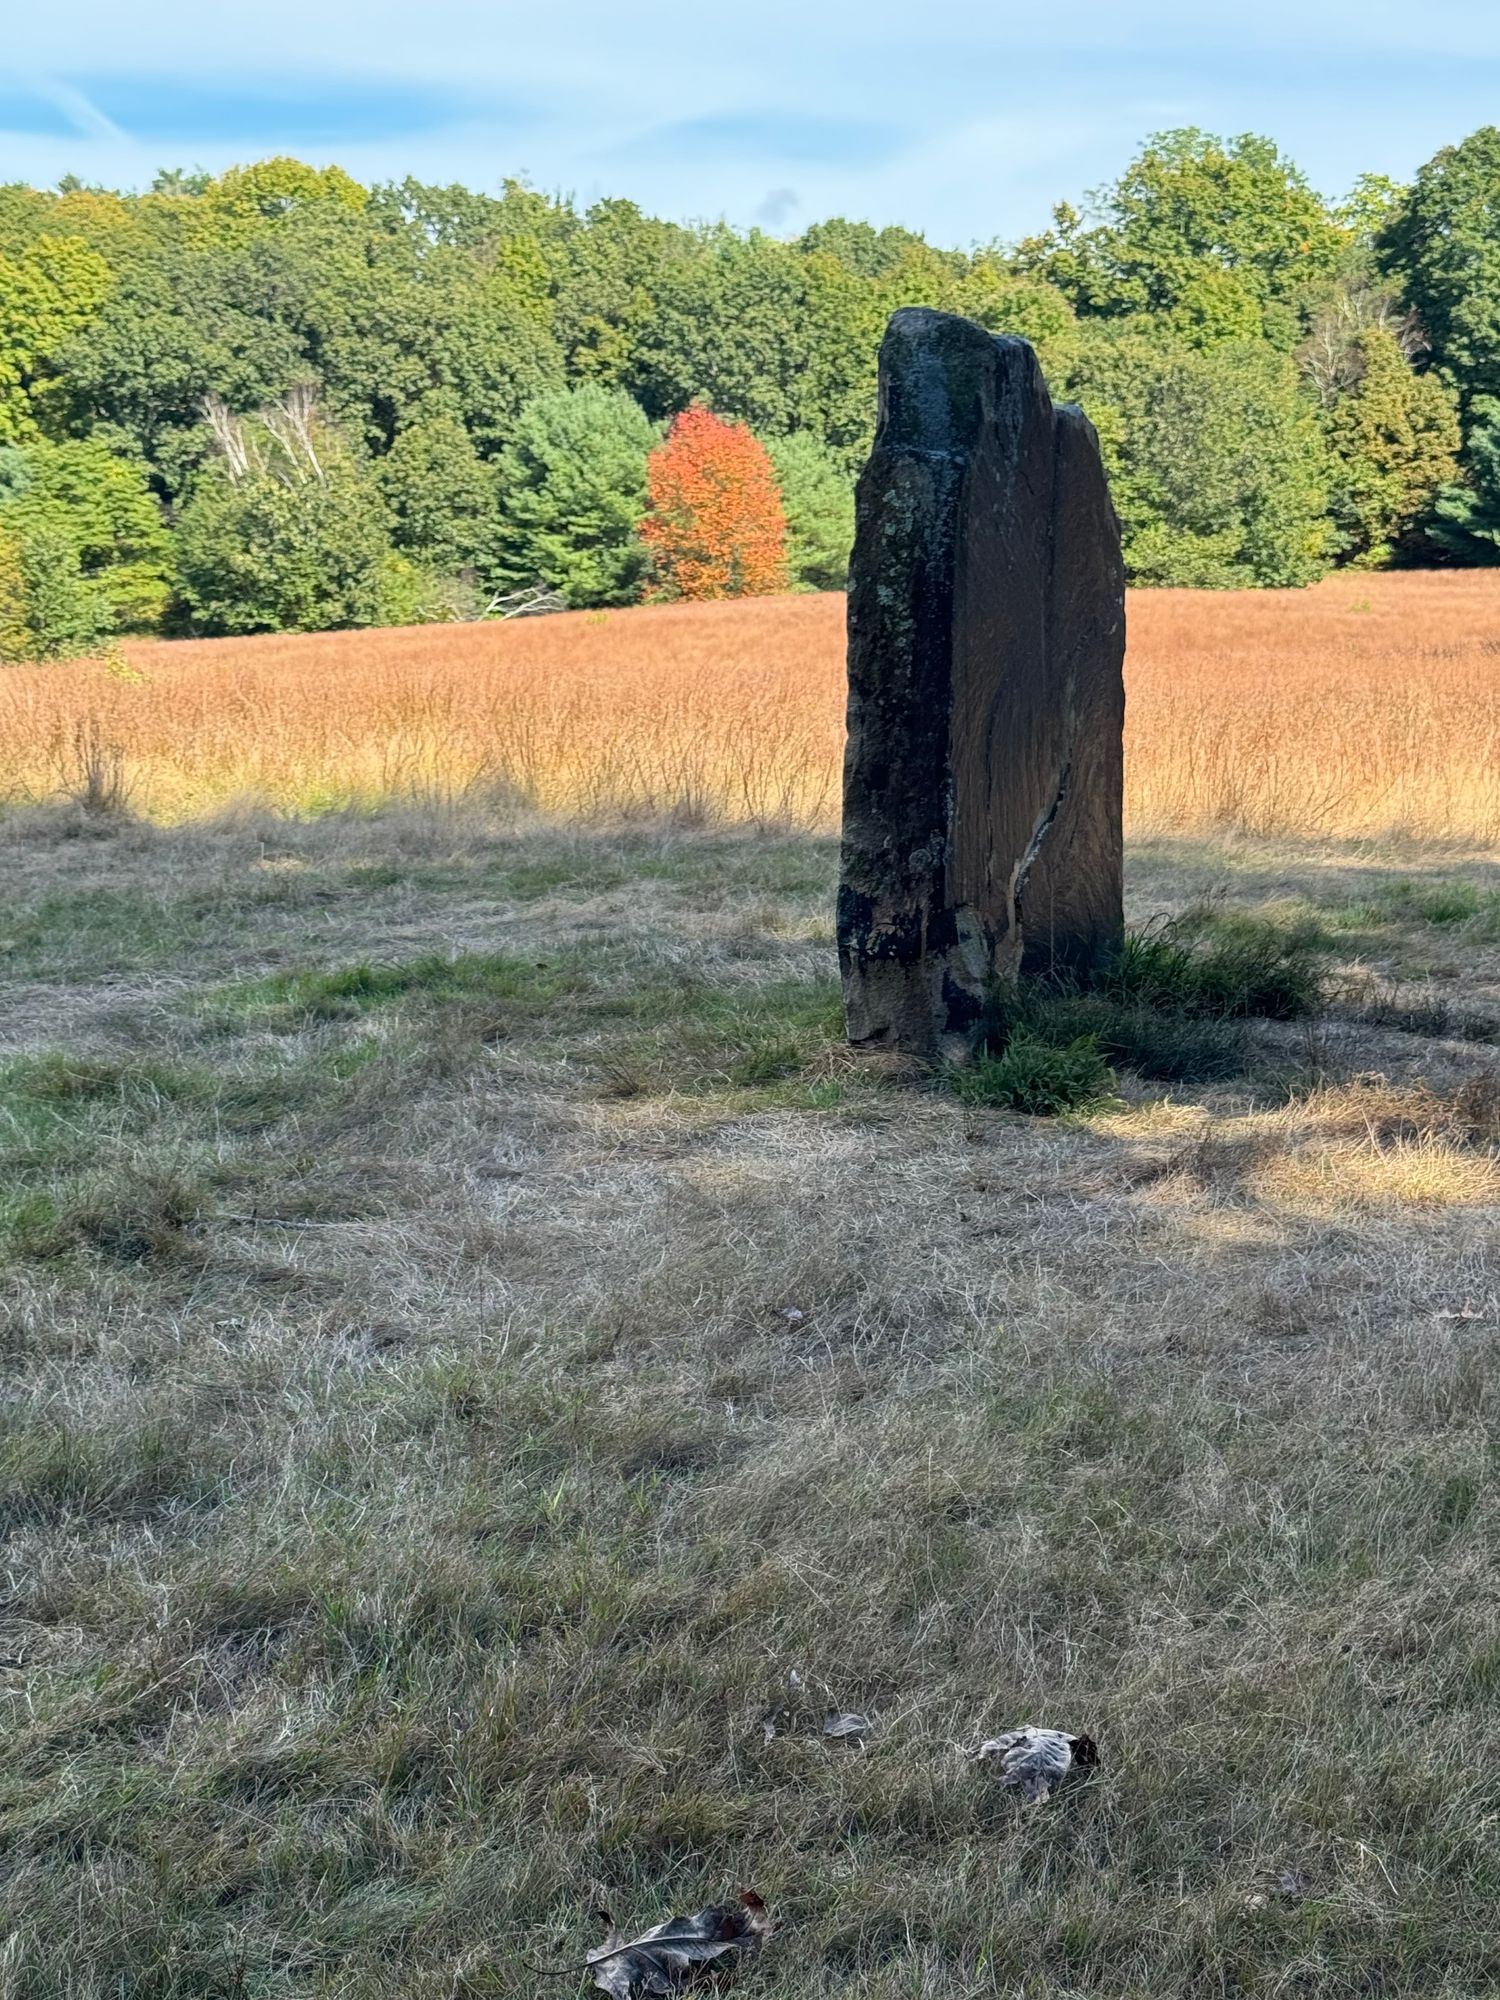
[3,1050,190,1109]
[986,986,1247,1084]
[209,950,572,1031]
[628,836,839,902]
[1321,878,1500,940]
[947,1032,1114,1115]
[597,977,846,1104]
[11,1165,208,1265]
[0,1037,392,1266]
[1103,910,1329,1020]
[0,1052,194,1178]
[962,911,1329,1104]
[1,888,196,978]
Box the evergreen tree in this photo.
[766,432,854,591]
[1321,328,1461,564]
[491,385,658,607]
[1429,397,1500,562]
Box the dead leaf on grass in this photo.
[823,1711,871,1741]
[578,1892,771,1996]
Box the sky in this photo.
[2,3,1499,246]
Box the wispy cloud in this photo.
[1,4,1499,242]
[21,75,133,145]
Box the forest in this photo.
[1,123,1498,656]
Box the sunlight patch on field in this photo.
[1253,1133,1500,1213]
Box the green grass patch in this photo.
[1102,910,1329,1021]
[1321,878,1500,940]
[594,977,847,1106]
[947,1031,1114,1115]
[0,1052,195,1179]
[0,1040,386,1266]
[0,887,199,978]
[208,950,573,1031]
[986,986,1249,1084]
[961,911,1330,1105]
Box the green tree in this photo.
[7,437,172,628]
[1336,173,1407,249]
[0,513,110,661]
[175,393,389,634]
[0,444,32,500]
[1319,328,1460,564]
[1379,128,1500,416]
[202,158,368,235]
[378,413,498,574]
[491,385,657,607]
[1428,396,1500,562]
[56,250,310,495]
[0,525,25,659]
[553,198,684,386]
[626,229,815,437]
[1021,130,1347,348]
[0,232,113,441]
[297,228,564,456]
[1073,330,1333,586]
[765,431,854,590]
[795,235,978,468]
[953,260,1080,383]
[796,218,958,280]
[150,168,213,199]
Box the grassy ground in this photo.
[3,801,1500,1998]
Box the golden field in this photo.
[1,568,1498,843]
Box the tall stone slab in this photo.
[838,308,1125,1058]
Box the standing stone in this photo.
[838,308,1125,1058]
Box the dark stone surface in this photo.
[838,307,1126,1056]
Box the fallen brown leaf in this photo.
[578,1891,771,1997]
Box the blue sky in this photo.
[3,3,1500,245]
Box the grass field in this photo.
[1,571,1499,843]
[2,579,1500,1997]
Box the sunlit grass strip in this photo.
[1,571,1497,842]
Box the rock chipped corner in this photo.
[838,306,1126,1060]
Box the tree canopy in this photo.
[0,124,1494,656]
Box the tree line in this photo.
[2,126,1499,657]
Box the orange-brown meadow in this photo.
[3,569,1498,843]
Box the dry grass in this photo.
[1,570,1498,841]
[2,803,1499,1997]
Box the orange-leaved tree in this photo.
[639,407,788,600]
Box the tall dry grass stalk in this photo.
[0,571,1496,842]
